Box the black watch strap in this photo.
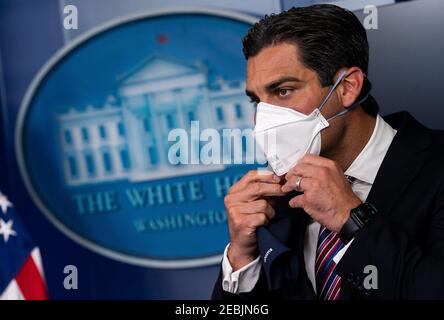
[339,202,378,244]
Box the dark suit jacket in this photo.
[212,111,444,300]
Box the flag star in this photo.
[0,192,13,214]
[0,219,17,243]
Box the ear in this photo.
[337,67,365,109]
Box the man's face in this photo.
[246,42,346,155]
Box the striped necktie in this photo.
[315,226,344,300]
[315,175,354,300]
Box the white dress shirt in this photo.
[221,114,397,294]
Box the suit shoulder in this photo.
[429,129,444,150]
[425,129,444,180]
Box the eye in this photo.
[277,88,292,97]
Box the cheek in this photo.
[319,93,343,119]
[320,119,346,151]
[288,87,326,115]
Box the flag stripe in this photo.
[0,191,48,300]
[15,254,48,300]
[30,247,45,280]
[0,279,24,300]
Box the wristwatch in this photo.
[339,202,378,244]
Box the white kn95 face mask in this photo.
[253,70,352,176]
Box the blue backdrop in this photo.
[1,0,442,299]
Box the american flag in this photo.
[0,191,48,299]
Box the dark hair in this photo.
[242,4,379,116]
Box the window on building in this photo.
[84,153,95,176]
[216,106,224,122]
[102,151,112,173]
[166,114,176,129]
[117,122,125,137]
[147,145,158,165]
[235,104,243,119]
[120,147,130,170]
[81,127,89,142]
[99,125,107,139]
[64,130,72,145]
[187,111,195,123]
[67,155,77,177]
[143,117,151,132]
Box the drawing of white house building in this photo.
[57,56,255,186]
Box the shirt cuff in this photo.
[221,243,262,294]
[333,238,354,264]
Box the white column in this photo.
[73,126,88,181]
[147,93,166,167]
[123,105,146,172]
[107,120,123,176]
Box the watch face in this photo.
[352,211,365,228]
[354,203,377,225]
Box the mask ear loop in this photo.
[326,90,370,122]
[318,70,371,122]
[317,69,348,112]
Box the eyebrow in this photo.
[245,76,303,100]
[265,76,303,92]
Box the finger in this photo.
[245,169,282,183]
[229,182,287,203]
[281,175,302,193]
[248,182,288,198]
[243,213,269,229]
[281,175,299,193]
[230,200,276,220]
[285,163,320,181]
[288,194,305,209]
[230,213,269,232]
[226,183,282,204]
[281,176,317,193]
[231,170,281,193]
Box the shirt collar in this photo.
[344,114,397,185]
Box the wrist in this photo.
[227,243,258,272]
[333,197,362,233]
[339,202,378,244]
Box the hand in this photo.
[281,154,362,233]
[224,170,286,271]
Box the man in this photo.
[212,4,444,300]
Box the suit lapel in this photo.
[268,190,308,250]
[261,191,317,297]
[340,112,431,300]
[366,112,431,214]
